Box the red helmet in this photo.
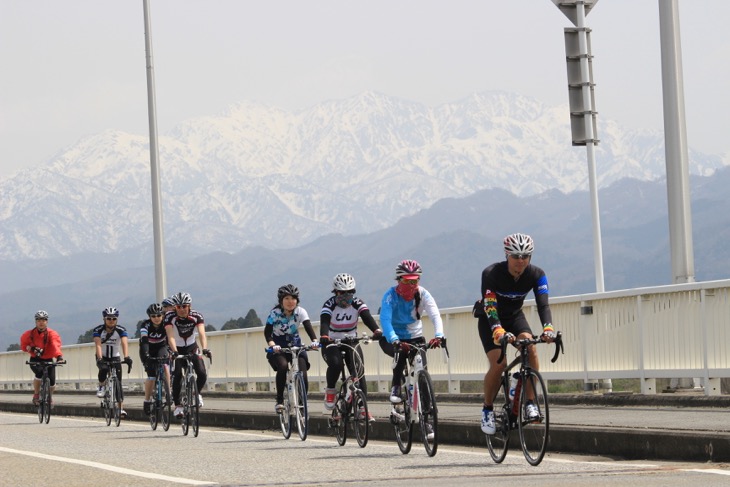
[395,259,422,280]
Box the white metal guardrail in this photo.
[2,279,729,395]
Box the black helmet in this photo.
[277,284,299,305]
[146,303,163,316]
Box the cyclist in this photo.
[379,260,445,405]
[93,307,133,419]
[139,303,170,415]
[264,284,318,414]
[164,291,212,419]
[20,310,66,406]
[477,233,556,435]
[161,296,175,315]
[319,273,382,419]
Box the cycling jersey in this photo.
[92,324,129,358]
[20,327,62,360]
[139,319,168,363]
[264,305,313,347]
[380,286,444,343]
[480,261,552,328]
[320,296,378,339]
[163,309,205,348]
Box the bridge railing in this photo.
[2,279,729,395]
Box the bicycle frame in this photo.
[486,331,563,466]
[389,341,444,456]
[326,334,371,448]
[26,360,62,424]
[176,352,202,437]
[149,356,172,431]
[267,344,317,441]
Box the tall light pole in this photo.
[553,0,605,293]
[143,0,168,301]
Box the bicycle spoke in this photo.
[333,395,347,446]
[294,373,308,441]
[353,389,369,448]
[518,370,549,466]
[417,371,438,456]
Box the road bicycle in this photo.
[26,359,64,424]
[326,334,372,448]
[148,355,172,431]
[176,351,211,437]
[266,343,319,441]
[486,332,564,466]
[389,339,447,457]
[99,358,131,427]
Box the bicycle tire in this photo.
[333,395,347,446]
[103,380,112,426]
[150,378,160,431]
[486,402,511,463]
[42,375,51,424]
[191,380,200,437]
[162,375,172,431]
[37,374,48,424]
[294,373,308,441]
[181,376,191,436]
[417,370,438,456]
[279,384,292,439]
[518,369,549,466]
[352,389,369,448]
[393,374,413,454]
[113,376,122,427]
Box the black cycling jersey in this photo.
[480,261,552,328]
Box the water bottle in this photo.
[508,373,519,403]
[511,374,522,416]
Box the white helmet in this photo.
[332,273,356,292]
[503,233,534,255]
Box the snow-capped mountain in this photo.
[0,91,725,260]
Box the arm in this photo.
[164,325,178,354]
[94,336,102,360]
[48,329,63,358]
[196,323,208,350]
[121,336,130,358]
[319,312,331,337]
[20,330,32,355]
[359,308,380,333]
[264,323,275,348]
[380,289,397,343]
[420,289,444,337]
[301,319,317,342]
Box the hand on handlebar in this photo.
[393,340,410,353]
[319,335,331,347]
[371,329,383,340]
[202,348,212,360]
[271,344,281,353]
[428,337,444,349]
[541,324,556,343]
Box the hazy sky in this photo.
[1,1,728,178]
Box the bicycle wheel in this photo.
[333,395,347,446]
[191,380,200,438]
[42,376,51,424]
[150,379,160,431]
[293,373,308,441]
[518,369,549,466]
[352,389,369,448]
[181,378,191,436]
[103,381,112,426]
[392,378,413,454]
[486,403,511,463]
[279,385,292,439]
[113,377,122,427]
[37,375,48,424]
[417,370,438,456]
[161,377,172,432]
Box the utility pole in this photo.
[143,0,168,301]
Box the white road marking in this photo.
[685,469,730,476]
[0,446,215,485]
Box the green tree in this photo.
[205,324,216,332]
[242,309,262,328]
[221,317,245,330]
[134,319,146,339]
[6,343,21,352]
[77,329,95,344]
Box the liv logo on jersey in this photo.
[335,312,353,321]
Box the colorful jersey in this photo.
[264,305,310,348]
[92,324,129,358]
[163,309,205,348]
[380,286,444,343]
[320,296,376,339]
[20,327,63,360]
[480,261,552,329]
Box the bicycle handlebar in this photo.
[265,343,320,354]
[25,360,65,367]
[496,331,564,365]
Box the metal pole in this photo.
[658,0,695,285]
[576,1,605,292]
[143,0,168,301]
